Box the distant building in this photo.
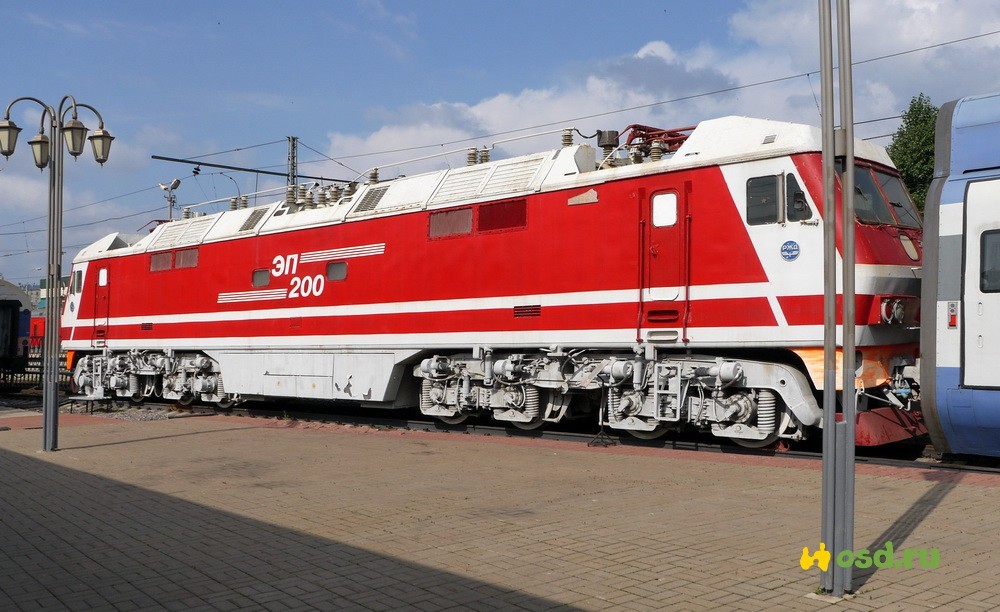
[37,276,69,310]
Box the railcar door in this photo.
[642,187,686,336]
[93,267,110,346]
[962,177,1000,387]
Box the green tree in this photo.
[886,93,938,210]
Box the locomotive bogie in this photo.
[73,350,235,406]
[413,348,820,443]
[600,354,817,443]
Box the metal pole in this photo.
[43,112,62,452]
[4,94,110,452]
[818,0,838,594]
[836,0,857,592]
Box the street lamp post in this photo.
[0,95,113,452]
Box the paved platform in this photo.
[1,406,999,611]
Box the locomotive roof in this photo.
[0,279,31,309]
[74,115,895,263]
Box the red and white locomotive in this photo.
[63,116,924,446]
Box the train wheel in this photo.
[510,418,544,430]
[628,425,669,440]
[731,407,792,448]
[436,413,468,425]
[129,393,144,405]
[508,386,543,430]
[731,433,780,448]
[216,398,236,410]
[176,393,195,407]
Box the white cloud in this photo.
[636,41,678,63]
[314,0,1000,169]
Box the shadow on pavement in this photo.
[852,471,960,590]
[0,447,577,610]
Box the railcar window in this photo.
[478,199,527,232]
[785,175,812,222]
[70,270,83,294]
[326,261,347,281]
[150,252,172,272]
[652,192,678,227]
[175,248,199,269]
[252,269,270,288]
[982,231,1000,293]
[429,208,473,238]
[747,176,779,225]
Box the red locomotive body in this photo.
[63,117,924,446]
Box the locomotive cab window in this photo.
[747,176,779,225]
[652,193,678,227]
[252,269,270,288]
[786,175,812,222]
[747,173,812,225]
[840,163,921,228]
[70,270,83,294]
[982,230,1000,293]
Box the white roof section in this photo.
[71,115,897,264]
[670,116,894,168]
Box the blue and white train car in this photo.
[922,92,1000,457]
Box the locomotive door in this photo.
[642,188,686,332]
[962,178,1000,388]
[93,267,110,346]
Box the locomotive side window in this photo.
[252,269,270,287]
[478,199,527,233]
[747,176,779,225]
[429,208,473,238]
[150,252,172,272]
[982,231,1000,293]
[98,268,109,287]
[70,270,83,294]
[786,174,812,222]
[326,261,348,281]
[175,248,199,269]
[652,192,678,227]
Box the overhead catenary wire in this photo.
[185,139,287,160]
[0,184,164,229]
[290,28,1000,164]
[1,27,996,239]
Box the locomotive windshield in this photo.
[837,162,921,228]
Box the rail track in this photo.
[5,393,1000,475]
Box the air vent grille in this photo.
[354,185,390,213]
[239,208,269,232]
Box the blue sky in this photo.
[1,0,999,285]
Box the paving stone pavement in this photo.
[1,407,999,611]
